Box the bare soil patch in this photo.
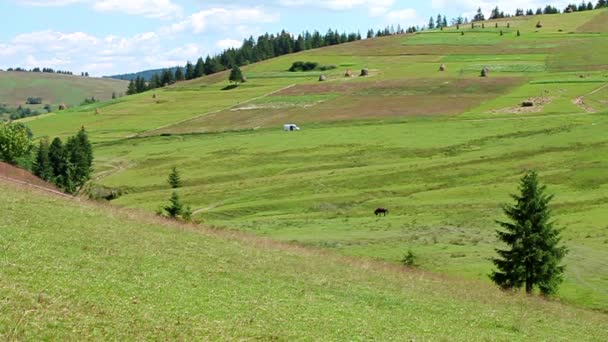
[490,96,554,114]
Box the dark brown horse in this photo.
[374,208,389,216]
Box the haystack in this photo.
[536,21,543,28]
[345,69,353,77]
[95,108,100,115]
[58,104,67,110]
[521,101,534,107]
[319,75,327,82]
[152,94,157,99]
[481,67,490,77]
[360,69,369,77]
[439,64,446,72]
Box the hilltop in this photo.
[21,8,608,311]
[1,179,607,339]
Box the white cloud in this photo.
[164,7,280,34]
[18,0,85,5]
[93,0,182,19]
[216,39,242,49]
[278,0,395,16]
[386,8,417,22]
[0,29,199,75]
[16,0,182,18]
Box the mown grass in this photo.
[1,180,607,340]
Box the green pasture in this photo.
[93,112,608,309]
[0,71,127,107]
[19,9,608,315]
[2,182,607,340]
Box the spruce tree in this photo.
[184,62,194,80]
[229,66,244,85]
[164,191,184,218]
[491,171,568,295]
[174,67,185,81]
[168,167,182,188]
[48,137,65,183]
[194,57,205,78]
[33,139,53,181]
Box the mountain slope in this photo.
[18,8,608,311]
[0,71,128,109]
[1,179,607,340]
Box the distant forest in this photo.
[0,67,90,77]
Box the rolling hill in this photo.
[21,8,608,312]
[0,71,128,110]
[1,179,607,339]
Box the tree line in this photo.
[0,121,93,194]
[33,127,93,194]
[1,67,83,75]
[126,28,370,94]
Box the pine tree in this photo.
[174,67,185,81]
[229,66,244,85]
[491,171,568,295]
[185,61,195,80]
[474,7,486,21]
[194,57,205,78]
[126,79,136,95]
[428,16,435,29]
[48,137,65,183]
[33,139,53,181]
[164,191,184,218]
[168,167,182,188]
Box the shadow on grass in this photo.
[221,84,239,91]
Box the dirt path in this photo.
[0,176,73,199]
[133,84,296,138]
[571,82,608,113]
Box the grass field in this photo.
[19,8,608,315]
[1,180,607,340]
[0,71,128,109]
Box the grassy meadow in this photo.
[1,180,607,340]
[0,71,127,109]
[19,7,608,317]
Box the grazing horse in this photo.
[374,208,389,217]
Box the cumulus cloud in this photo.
[93,0,182,19]
[16,0,182,18]
[164,7,280,34]
[278,0,396,16]
[0,30,205,75]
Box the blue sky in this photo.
[0,0,571,76]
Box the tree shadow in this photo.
[221,84,238,91]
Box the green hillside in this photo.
[21,9,608,311]
[1,180,607,340]
[0,71,128,110]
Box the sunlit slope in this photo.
[1,180,607,340]
[25,9,608,140]
[0,71,127,109]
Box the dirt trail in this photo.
[0,162,72,199]
[571,82,608,113]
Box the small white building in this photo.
[283,124,300,131]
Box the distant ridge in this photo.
[104,67,180,81]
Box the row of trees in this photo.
[33,128,93,194]
[566,1,608,11]
[478,1,606,20]
[125,29,366,95]
[1,67,77,75]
